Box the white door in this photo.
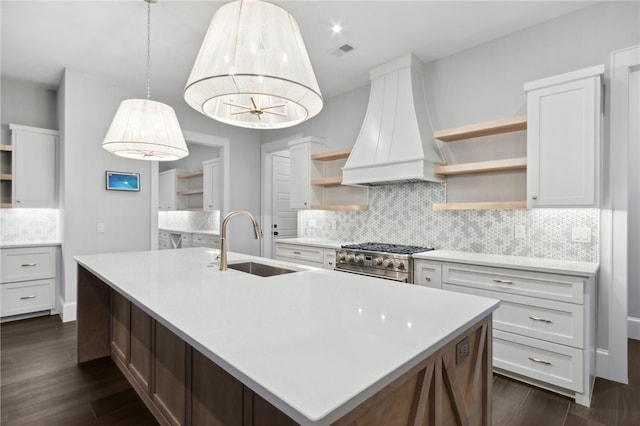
[271,153,297,256]
[628,64,640,337]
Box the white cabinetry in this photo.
[158,230,170,250]
[10,124,58,208]
[274,241,336,270]
[192,233,220,248]
[288,137,324,209]
[1,246,57,318]
[525,65,604,208]
[413,259,442,288]
[418,255,597,406]
[203,158,222,212]
[159,169,186,211]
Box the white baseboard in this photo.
[596,348,609,379]
[60,298,77,323]
[629,316,640,340]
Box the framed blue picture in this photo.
[106,171,140,192]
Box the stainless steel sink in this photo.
[227,261,299,277]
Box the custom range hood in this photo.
[342,54,444,186]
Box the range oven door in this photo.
[333,266,410,283]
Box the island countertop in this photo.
[75,247,499,425]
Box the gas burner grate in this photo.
[341,242,434,255]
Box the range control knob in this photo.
[382,258,393,268]
[355,254,365,264]
[373,257,383,266]
[338,252,347,261]
[394,260,405,270]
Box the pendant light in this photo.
[184,0,323,129]
[103,0,188,161]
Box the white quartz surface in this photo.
[274,238,347,249]
[75,247,498,425]
[413,250,599,276]
[0,241,61,249]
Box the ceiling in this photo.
[1,0,597,107]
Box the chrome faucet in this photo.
[219,210,263,271]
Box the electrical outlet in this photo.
[456,337,470,364]
[97,222,106,233]
[308,219,316,228]
[514,224,526,239]
[331,220,337,230]
[571,227,591,243]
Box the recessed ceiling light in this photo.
[331,24,342,34]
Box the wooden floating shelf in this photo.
[0,202,11,208]
[0,144,13,151]
[178,170,203,179]
[434,115,527,142]
[184,207,204,212]
[432,201,527,211]
[310,177,342,187]
[311,147,351,161]
[434,157,527,176]
[178,189,204,196]
[0,174,12,180]
[311,204,368,211]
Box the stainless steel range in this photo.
[335,243,434,283]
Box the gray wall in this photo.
[261,0,640,354]
[1,77,58,144]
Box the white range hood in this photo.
[342,54,444,186]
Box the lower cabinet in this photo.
[108,288,292,426]
[413,257,597,407]
[1,246,57,319]
[274,242,336,270]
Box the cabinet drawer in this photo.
[192,234,220,248]
[414,260,442,288]
[443,284,583,348]
[1,279,55,316]
[1,247,56,283]
[442,263,584,304]
[493,330,583,392]
[275,244,323,265]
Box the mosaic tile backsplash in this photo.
[158,210,220,233]
[300,182,599,262]
[0,209,60,243]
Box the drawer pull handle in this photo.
[21,263,38,267]
[425,277,431,282]
[293,251,301,255]
[493,279,513,285]
[529,316,553,324]
[20,295,37,300]
[528,357,552,366]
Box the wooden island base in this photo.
[77,265,492,426]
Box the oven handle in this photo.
[333,267,409,283]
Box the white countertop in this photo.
[413,250,599,276]
[274,238,347,249]
[75,247,498,425]
[159,227,219,236]
[0,241,61,249]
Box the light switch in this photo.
[97,222,106,233]
[331,220,337,230]
[514,224,526,239]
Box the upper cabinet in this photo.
[159,169,186,211]
[202,158,222,212]
[8,124,58,208]
[525,65,604,208]
[289,137,324,209]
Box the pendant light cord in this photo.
[146,0,151,100]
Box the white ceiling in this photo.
[1,0,597,106]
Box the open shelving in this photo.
[309,147,368,211]
[0,144,12,208]
[433,115,527,211]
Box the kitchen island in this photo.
[75,247,498,426]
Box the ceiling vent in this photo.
[330,43,356,57]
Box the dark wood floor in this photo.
[1,315,639,426]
